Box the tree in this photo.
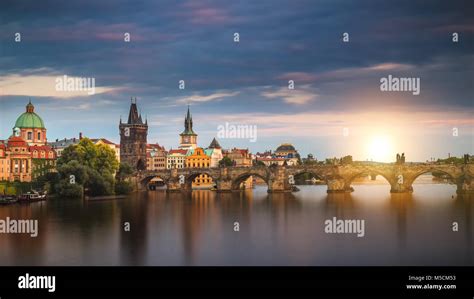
[116,163,134,182]
[55,138,119,198]
[219,156,234,167]
[341,155,353,165]
[58,138,119,174]
[115,163,134,195]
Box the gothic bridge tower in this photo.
[119,98,148,170]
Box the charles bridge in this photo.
[134,162,474,195]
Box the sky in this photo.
[0,0,473,162]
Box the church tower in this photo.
[119,98,148,170]
[179,105,197,150]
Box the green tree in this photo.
[55,138,119,198]
[58,138,119,174]
[116,163,134,182]
[115,163,134,195]
[219,156,234,167]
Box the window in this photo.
[38,132,41,140]
[27,132,32,140]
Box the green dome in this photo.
[14,101,45,129]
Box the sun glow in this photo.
[367,135,394,162]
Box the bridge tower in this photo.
[119,98,148,171]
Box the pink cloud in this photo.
[433,24,474,33]
[22,22,175,42]
[176,1,236,25]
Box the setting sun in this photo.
[367,135,394,162]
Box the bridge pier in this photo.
[267,167,292,193]
[390,184,413,193]
[165,179,181,192]
[327,178,353,193]
[216,179,233,192]
[457,175,474,195]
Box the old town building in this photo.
[186,147,212,188]
[223,148,252,167]
[166,149,188,169]
[255,144,300,166]
[206,138,223,168]
[147,143,167,170]
[274,143,300,165]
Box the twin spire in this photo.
[123,99,195,135]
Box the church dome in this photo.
[276,143,296,152]
[14,101,45,129]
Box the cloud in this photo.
[0,73,121,98]
[199,108,474,138]
[176,91,240,104]
[261,85,318,105]
[177,1,237,25]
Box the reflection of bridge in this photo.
[135,162,474,194]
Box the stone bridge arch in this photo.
[231,172,269,190]
[289,168,331,182]
[344,168,395,187]
[182,169,220,190]
[139,172,171,191]
[404,167,460,186]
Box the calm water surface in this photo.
[0,175,472,266]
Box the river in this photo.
[0,175,472,266]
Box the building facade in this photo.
[224,148,252,167]
[206,138,223,168]
[147,143,167,171]
[186,147,212,187]
[166,149,188,169]
[119,99,148,170]
[274,143,300,165]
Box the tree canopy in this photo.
[55,138,119,197]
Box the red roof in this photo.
[257,157,286,161]
[147,143,165,150]
[226,148,249,157]
[29,145,54,151]
[168,149,187,155]
[7,136,28,147]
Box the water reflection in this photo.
[0,183,472,266]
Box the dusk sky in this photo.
[1,0,472,162]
